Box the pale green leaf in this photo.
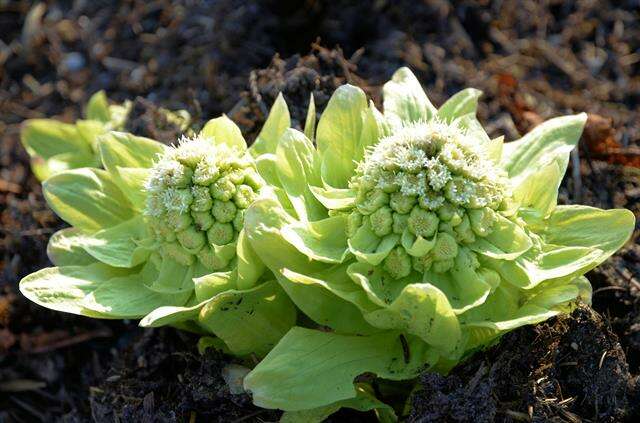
[21,119,93,160]
[251,93,291,157]
[85,90,111,122]
[81,270,191,318]
[309,186,356,210]
[383,67,436,124]
[43,168,134,231]
[99,131,166,172]
[544,205,635,255]
[275,128,324,221]
[348,221,398,266]
[19,263,132,318]
[281,215,350,264]
[317,84,368,188]
[304,93,316,141]
[438,88,482,122]
[198,280,297,356]
[244,198,376,334]
[81,216,154,268]
[76,119,108,150]
[47,228,96,266]
[244,328,437,411]
[469,214,532,260]
[194,270,236,302]
[139,296,206,329]
[236,229,266,290]
[280,383,396,423]
[514,157,566,218]
[148,258,195,294]
[501,114,587,182]
[111,167,150,211]
[200,115,247,150]
[347,263,462,353]
[31,150,98,181]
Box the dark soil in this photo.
[89,329,280,423]
[409,306,638,422]
[1,1,639,422]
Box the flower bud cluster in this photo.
[144,136,262,269]
[349,121,509,279]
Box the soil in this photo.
[409,306,639,423]
[1,1,639,422]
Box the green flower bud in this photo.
[166,162,193,188]
[407,207,438,238]
[412,254,433,272]
[212,200,237,223]
[207,222,234,245]
[234,184,255,209]
[347,211,363,237]
[432,258,454,273]
[378,173,400,193]
[243,168,264,190]
[454,215,476,244]
[166,211,192,232]
[191,186,213,211]
[197,246,230,270]
[383,247,412,279]
[438,221,455,236]
[439,143,467,174]
[370,206,393,237]
[454,247,479,270]
[227,168,246,185]
[392,212,409,234]
[163,242,195,266]
[233,210,244,232]
[419,191,445,210]
[192,157,220,185]
[437,202,458,221]
[469,207,496,237]
[390,192,415,214]
[192,210,214,231]
[162,188,193,213]
[357,189,389,215]
[445,177,475,206]
[210,177,236,201]
[176,226,206,251]
[433,232,458,262]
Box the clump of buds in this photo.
[349,121,508,278]
[145,135,263,269]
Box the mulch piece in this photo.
[1,0,639,421]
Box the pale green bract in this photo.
[21,91,192,181]
[19,104,297,358]
[241,67,635,415]
[21,91,132,180]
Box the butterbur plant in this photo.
[21,91,132,180]
[18,67,636,422]
[20,108,297,357]
[240,68,635,417]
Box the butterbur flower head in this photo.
[351,121,508,278]
[144,135,262,269]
